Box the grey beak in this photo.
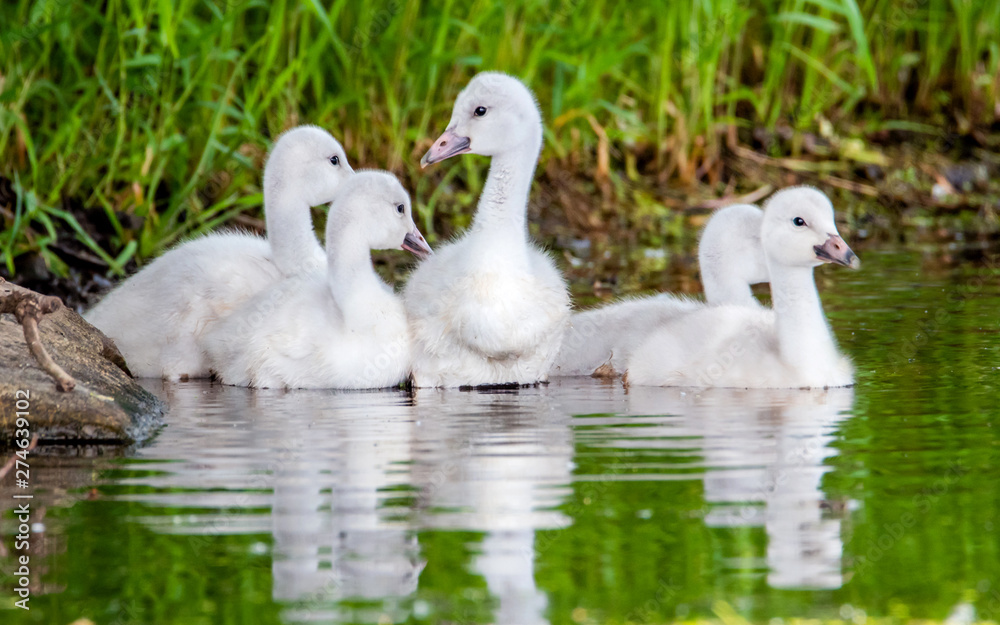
[814,234,860,269]
[401,227,433,259]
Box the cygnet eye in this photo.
[473,106,487,117]
[793,217,806,227]
[329,155,340,166]
[396,204,405,215]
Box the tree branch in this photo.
[0,278,76,392]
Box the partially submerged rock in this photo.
[0,281,164,446]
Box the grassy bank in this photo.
[1,0,999,282]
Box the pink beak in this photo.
[420,128,472,168]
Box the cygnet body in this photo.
[84,126,353,379]
[204,171,431,389]
[552,202,769,376]
[403,72,570,387]
[623,186,859,389]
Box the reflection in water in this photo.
[63,378,853,623]
[262,391,421,623]
[129,382,424,624]
[626,386,853,589]
[125,381,576,624]
[552,381,853,590]
[410,388,573,625]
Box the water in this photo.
[2,245,1000,624]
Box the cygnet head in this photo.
[761,186,860,270]
[264,125,354,206]
[327,170,432,259]
[420,72,542,167]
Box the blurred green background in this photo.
[1,0,998,281]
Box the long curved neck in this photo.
[767,259,840,373]
[470,130,542,239]
[703,263,756,306]
[265,179,324,276]
[324,216,379,304]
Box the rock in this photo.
[0,282,164,446]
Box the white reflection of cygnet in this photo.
[127,383,426,621]
[623,386,854,590]
[411,388,574,625]
[131,379,284,503]
[261,390,423,622]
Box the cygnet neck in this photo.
[767,259,840,374]
[324,213,380,302]
[703,267,756,306]
[264,176,323,276]
[470,130,542,239]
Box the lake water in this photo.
[2,244,1000,624]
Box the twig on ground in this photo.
[825,176,880,197]
[693,183,775,210]
[0,278,76,392]
[731,144,847,173]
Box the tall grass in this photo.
[1,0,998,276]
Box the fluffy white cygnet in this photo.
[623,186,859,389]
[552,201,768,377]
[551,294,702,376]
[84,125,353,379]
[403,72,570,388]
[204,170,432,389]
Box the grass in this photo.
[1,0,998,277]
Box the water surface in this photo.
[2,245,1000,624]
